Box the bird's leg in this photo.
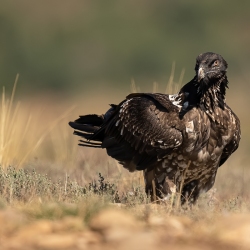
[151,179,157,202]
[144,168,157,202]
[181,180,200,205]
[181,172,217,205]
[144,168,177,203]
[172,160,190,208]
[162,177,176,196]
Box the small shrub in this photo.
[0,166,120,204]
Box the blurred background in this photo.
[0,0,249,194]
[1,1,250,95]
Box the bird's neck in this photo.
[198,76,228,113]
[178,76,228,118]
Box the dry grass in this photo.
[0,75,250,249]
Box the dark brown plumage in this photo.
[69,52,241,204]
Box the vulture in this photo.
[69,52,241,204]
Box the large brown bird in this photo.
[69,52,240,204]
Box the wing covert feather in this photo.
[106,94,183,158]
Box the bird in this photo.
[69,52,241,204]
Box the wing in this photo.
[219,107,241,167]
[100,93,184,170]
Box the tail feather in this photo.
[69,106,117,148]
[69,123,97,133]
[73,131,93,140]
[79,140,102,146]
[79,140,102,148]
[78,143,102,148]
[69,114,105,148]
[74,114,104,125]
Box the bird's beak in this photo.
[197,67,205,82]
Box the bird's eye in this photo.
[213,60,219,66]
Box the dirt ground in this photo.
[1,204,250,250]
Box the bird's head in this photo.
[195,52,228,84]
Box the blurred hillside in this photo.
[0,0,250,96]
